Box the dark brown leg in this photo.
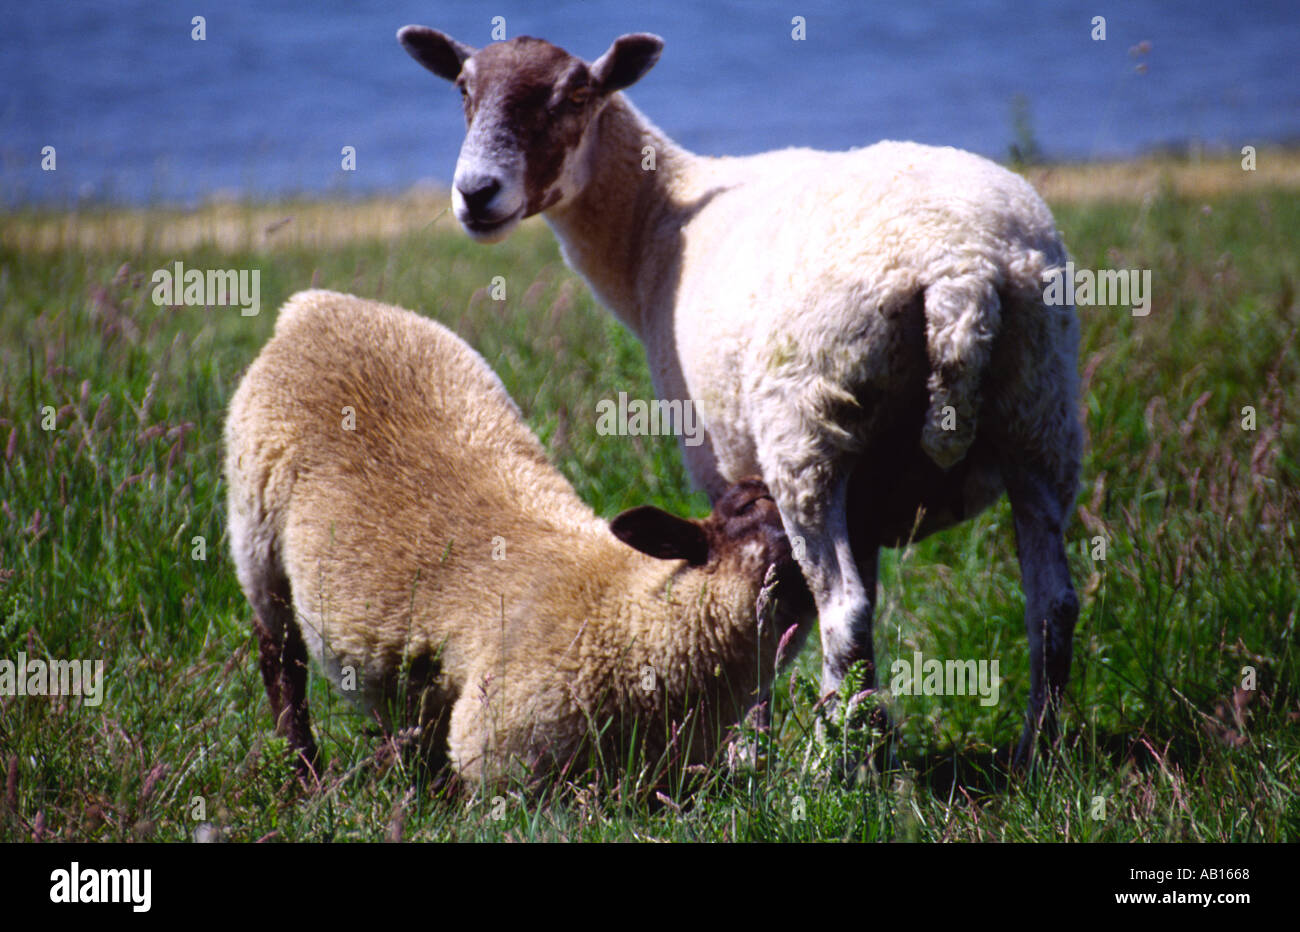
[1004,462,1079,770]
[250,570,319,784]
[253,613,285,728]
[278,617,320,784]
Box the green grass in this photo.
[1,183,1297,842]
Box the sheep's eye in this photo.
[734,492,774,518]
[567,86,591,107]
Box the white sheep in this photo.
[397,28,1084,765]
[224,289,813,785]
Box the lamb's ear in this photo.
[397,26,476,81]
[610,505,709,567]
[590,33,663,95]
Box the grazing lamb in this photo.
[224,289,813,785]
[397,28,1084,765]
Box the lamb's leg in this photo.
[252,607,285,733]
[243,560,320,784]
[278,614,321,783]
[230,503,321,784]
[1003,462,1079,769]
[446,669,501,788]
[250,581,320,784]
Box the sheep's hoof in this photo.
[724,701,771,774]
[725,737,768,774]
[808,687,898,783]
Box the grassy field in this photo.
[1,154,1297,842]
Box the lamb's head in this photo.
[609,477,815,651]
[398,26,662,242]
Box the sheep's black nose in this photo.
[457,177,501,215]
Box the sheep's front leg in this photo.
[1003,463,1079,769]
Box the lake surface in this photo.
[3,0,1297,206]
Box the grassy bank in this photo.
[1,159,1297,841]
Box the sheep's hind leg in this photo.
[772,472,887,734]
[781,474,874,692]
[230,504,321,785]
[1003,462,1079,770]
[248,570,320,786]
[278,614,321,785]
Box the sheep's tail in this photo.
[919,273,1002,470]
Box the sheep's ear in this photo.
[590,33,663,95]
[610,505,709,567]
[397,26,475,81]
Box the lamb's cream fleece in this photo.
[224,289,811,783]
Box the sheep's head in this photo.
[398,26,662,242]
[609,478,815,650]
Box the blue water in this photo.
[2,0,1297,206]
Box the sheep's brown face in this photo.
[705,479,817,635]
[704,478,799,577]
[609,478,815,641]
[398,27,663,242]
